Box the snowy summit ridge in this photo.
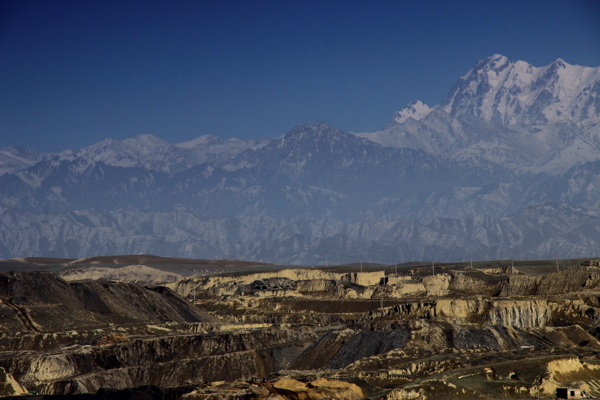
[356,55,600,174]
[384,100,433,128]
[441,54,600,127]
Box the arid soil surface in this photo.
[0,257,600,399]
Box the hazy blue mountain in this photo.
[1,55,599,264]
[0,145,52,176]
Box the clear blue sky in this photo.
[1,0,599,152]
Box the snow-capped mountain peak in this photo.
[460,54,510,81]
[355,56,600,174]
[441,55,600,126]
[384,100,433,128]
[553,58,566,68]
[482,53,510,70]
[75,138,142,168]
[122,134,171,155]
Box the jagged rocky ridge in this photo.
[1,55,600,264]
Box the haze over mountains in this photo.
[2,55,600,264]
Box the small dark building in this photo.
[557,388,584,399]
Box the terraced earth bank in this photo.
[1,257,600,399]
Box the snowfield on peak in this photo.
[384,100,433,127]
[441,55,600,126]
[356,56,600,174]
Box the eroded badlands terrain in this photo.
[0,257,600,399]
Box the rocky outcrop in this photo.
[272,378,363,400]
[486,299,553,327]
[0,327,317,395]
[172,266,600,306]
[0,367,25,397]
[60,264,184,286]
[180,378,362,400]
[169,270,385,299]
[448,271,503,295]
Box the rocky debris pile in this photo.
[0,271,219,334]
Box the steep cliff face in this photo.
[433,298,556,328]
[496,266,600,296]
[361,297,599,329]
[448,271,503,296]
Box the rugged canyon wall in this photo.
[0,327,317,395]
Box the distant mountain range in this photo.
[1,55,600,264]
